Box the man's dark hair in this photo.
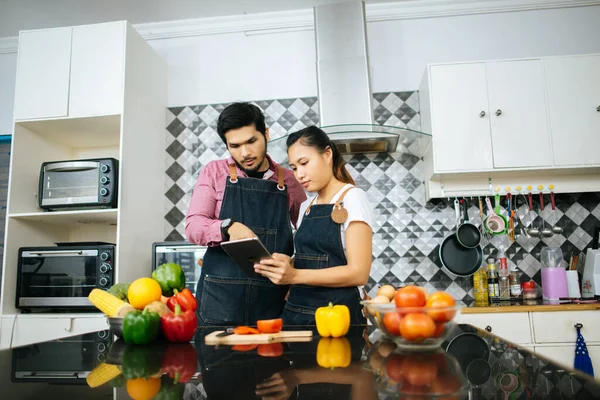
[216,102,267,144]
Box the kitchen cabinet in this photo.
[486,60,552,168]
[13,22,125,121]
[69,23,125,117]
[0,22,166,349]
[455,312,532,344]
[13,28,72,120]
[544,55,600,167]
[428,63,494,172]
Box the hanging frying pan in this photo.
[439,200,484,276]
[456,199,481,248]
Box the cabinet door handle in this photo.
[495,109,502,116]
[596,105,600,112]
[485,325,492,332]
[479,111,486,117]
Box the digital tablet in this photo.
[220,237,273,278]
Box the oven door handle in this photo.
[28,250,84,256]
[44,161,98,172]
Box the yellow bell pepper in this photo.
[315,302,350,338]
[316,337,351,369]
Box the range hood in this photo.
[314,1,429,155]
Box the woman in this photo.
[255,125,373,325]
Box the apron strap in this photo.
[305,186,355,215]
[228,164,238,183]
[276,166,285,191]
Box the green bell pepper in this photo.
[154,375,185,400]
[152,263,186,296]
[121,343,162,380]
[122,308,160,345]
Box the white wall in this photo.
[368,5,600,92]
[149,29,318,106]
[0,53,17,135]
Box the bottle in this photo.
[499,275,511,299]
[473,265,489,305]
[487,258,499,298]
[497,246,509,278]
[510,267,522,297]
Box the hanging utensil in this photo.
[507,193,515,242]
[540,192,553,238]
[527,192,540,238]
[457,198,482,248]
[550,191,563,234]
[479,196,491,245]
[484,196,507,235]
[515,194,530,239]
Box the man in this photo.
[186,102,306,326]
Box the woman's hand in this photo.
[254,253,297,285]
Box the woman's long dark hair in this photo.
[286,126,355,185]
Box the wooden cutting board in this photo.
[204,330,313,345]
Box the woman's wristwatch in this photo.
[220,218,235,241]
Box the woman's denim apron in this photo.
[283,187,366,325]
[196,164,293,326]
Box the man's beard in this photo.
[235,151,268,174]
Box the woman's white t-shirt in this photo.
[296,184,373,253]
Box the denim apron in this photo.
[196,164,292,326]
[283,187,366,325]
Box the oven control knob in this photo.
[100,188,109,196]
[99,277,109,287]
[99,263,111,273]
[100,164,110,173]
[97,330,108,339]
[100,252,110,261]
[97,343,106,352]
[100,176,110,185]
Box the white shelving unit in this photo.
[0,21,167,348]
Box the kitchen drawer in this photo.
[455,312,532,344]
[532,311,600,343]
[534,344,600,372]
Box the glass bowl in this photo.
[375,348,469,398]
[368,303,462,350]
[361,300,395,329]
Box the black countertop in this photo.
[2,324,600,399]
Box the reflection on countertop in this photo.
[1,324,599,399]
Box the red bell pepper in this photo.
[161,304,197,342]
[160,342,198,384]
[167,288,198,312]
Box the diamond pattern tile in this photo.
[163,92,600,306]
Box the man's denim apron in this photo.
[196,164,293,326]
[283,187,366,325]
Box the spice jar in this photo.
[509,268,522,297]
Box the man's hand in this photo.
[255,371,299,400]
[227,222,256,241]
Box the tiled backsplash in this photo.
[165,92,600,305]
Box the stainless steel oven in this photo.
[16,243,115,311]
[38,157,118,211]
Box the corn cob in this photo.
[86,362,122,388]
[89,288,128,317]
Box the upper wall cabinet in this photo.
[544,55,600,167]
[13,22,125,121]
[420,54,600,176]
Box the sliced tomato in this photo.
[257,318,283,333]
[233,326,261,335]
[257,343,284,357]
[232,344,258,352]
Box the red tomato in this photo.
[231,344,258,352]
[426,291,456,323]
[522,280,535,289]
[257,318,283,333]
[383,312,402,336]
[385,353,406,383]
[403,356,438,386]
[257,343,284,357]
[433,322,446,338]
[399,313,436,341]
[394,286,427,308]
